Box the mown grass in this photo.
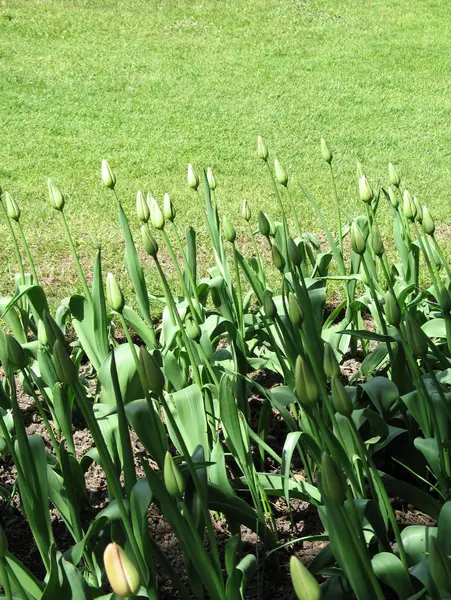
[1,0,451,308]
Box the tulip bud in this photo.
[136,190,149,223]
[324,342,340,378]
[320,138,333,164]
[185,315,201,341]
[331,375,353,417]
[360,264,369,286]
[164,452,185,498]
[4,192,20,221]
[387,186,399,208]
[257,135,269,161]
[272,243,285,272]
[37,319,48,346]
[295,355,318,408]
[288,237,302,267]
[103,542,140,598]
[222,216,236,244]
[101,159,116,189]
[106,273,125,313]
[141,226,159,258]
[267,213,276,237]
[429,538,451,596]
[403,189,416,221]
[385,291,401,327]
[274,159,288,187]
[149,196,165,230]
[422,205,435,235]
[48,179,65,211]
[439,287,451,315]
[288,292,303,327]
[139,346,165,395]
[388,163,400,187]
[258,211,270,237]
[413,197,422,223]
[242,199,251,222]
[263,290,276,319]
[163,193,176,222]
[290,556,321,600]
[350,222,366,255]
[53,339,78,387]
[207,167,216,190]
[371,223,384,257]
[187,164,199,190]
[405,312,428,359]
[7,335,27,369]
[320,452,347,503]
[359,175,373,204]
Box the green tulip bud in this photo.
[272,243,285,272]
[263,290,276,318]
[371,223,384,257]
[242,199,251,222]
[295,355,318,408]
[402,189,416,221]
[185,315,201,341]
[323,342,340,378]
[163,193,176,222]
[149,196,165,230]
[164,451,185,499]
[43,310,65,349]
[320,452,347,503]
[350,221,366,255]
[356,161,365,179]
[37,319,48,346]
[288,292,303,327]
[290,556,321,600]
[103,542,140,598]
[266,213,276,237]
[439,287,451,315]
[406,312,428,358]
[384,291,401,327]
[258,210,270,237]
[422,205,435,235]
[359,175,373,204]
[136,190,149,223]
[207,167,216,190]
[413,197,422,223]
[360,264,369,286]
[106,273,125,313]
[387,185,399,208]
[141,226,159,258]
[320,138,333,164]
[331,375,353,417]
[48,178,65,211]
[4,192,20,221]
[187,164,199,190]
[257,135,268,161]
[139,346,165,394]
[429,537,451,596]
[222,216,236,244]
[388,163,400,187]
[274,159,288,187]
[7,335,27,369]
[101,159,116,189]
[53,339,78,387]
[288,237,302,267]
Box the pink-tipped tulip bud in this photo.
[274,159,288,187]
[5,192,20,221]
[106,273,125,313]
[48,179,65,211]
[320,138,333,164]
[103,543,140,598]
[187,164,199,191]
[359,175,373,204]
[101,159,116,189]
[257,135,269,161]
[388,163,401,187]
[136,190,149,223]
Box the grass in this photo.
[1,0,451,308]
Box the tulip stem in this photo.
[0,199,25,283]
[16,222,39,285]
[59,212,92,303]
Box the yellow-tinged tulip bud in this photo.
[48,179,65,211]
[320,452,347,503]
[101,159,116,189]
[331,375,353,417]
[164,452,185,498]
[149,196,165,230]
[53,339,78,387]
[295,355,318,408]
[4,192,20,221]
[222,216,236,244]
[163,193,176,222]
[359,175,373,204]
[139,346,165,394]
[274,159,288,187]
[323,342,340,378]
[242,200,251,222]
[257,135,268,161]
[207,167,216,190]
[422,205,435,235]
[103,542,140,598]
[388,163,400,187]
[141,226,159,258]
[402,189,416,221]
[290,556,321,600]
[320,138,333,164]
[350,221,366,255]
[136,190,149,223]
[387,186,399,208]
[187,164,199,191]
[106,273,125,313]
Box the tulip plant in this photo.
[1,137,451,600]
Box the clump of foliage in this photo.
[1,137,451,599]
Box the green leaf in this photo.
[98,345,143,405]
[372,552,415,599]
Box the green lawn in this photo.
[1,0,451,306]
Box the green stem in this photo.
[412,221,440,300]
[329,164,343,256]
[16,222,39,284]
[0,560,12,600]
[232,244,244,337]
[60,212,92,303]
[171,221,201,306]
[0,201,25,282]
